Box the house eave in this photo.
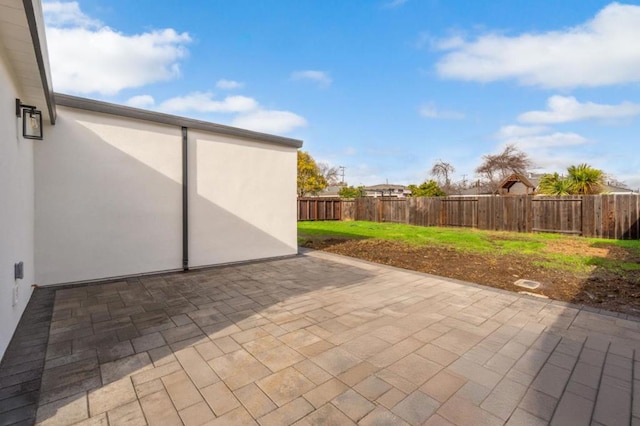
[23,0,56,124]
[54,93,304,149]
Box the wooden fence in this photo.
[297,198,342,221]
[298,195,640,240]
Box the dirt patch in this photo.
[302,238,640,316]
[543,239,610,258]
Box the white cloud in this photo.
[502,132,589,150]
[619,174,640,191]
[216,79,244,90]
[123,90,305,134]
[529,152,597,174]
[436,3,640,88]
[494,125,549,139]
[43,2,191,95]
[291,70,332,88]
[43,1,100,28]
[344,163,384,186]
[493,123,592,172]
[125,95,155,108]
[232,110,307,134]
[344,147,357,156]
[159,92,258,113]
[419,103,465,120]
[518,95,640,124]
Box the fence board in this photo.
[631,195,640,239]
[341,200,355,221]
[620,194,630,240]
[595,195,601,237]
[582,196,594,237]
[477,197,490,230]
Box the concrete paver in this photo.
[2,249,640,425]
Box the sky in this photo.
[41,0,640,189]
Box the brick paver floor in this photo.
[2,249,640,425]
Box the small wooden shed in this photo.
[497,173,537,195]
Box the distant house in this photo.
[363,184,411,198]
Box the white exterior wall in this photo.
[34,107,299,285]
[188,131,298,267]
[0,46,35,356]
[35,107,183,285]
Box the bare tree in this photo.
[475,144,532,193]
[318,163,340,186]
[430,160,455,189]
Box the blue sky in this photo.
[42,0,640,189]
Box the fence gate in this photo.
[532,196,582,235]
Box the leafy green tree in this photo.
[407,180,446,197]
[338,185,365,198]
[297,151,327,196]
[567,163,604,194]
[537,173,573,195]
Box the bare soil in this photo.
[302,237,640,316]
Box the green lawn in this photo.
[298,220,640,275]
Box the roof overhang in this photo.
[498,173,536,190]
[0,0,56,124]
[55,93,303,149]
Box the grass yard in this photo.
[299,221,640,315]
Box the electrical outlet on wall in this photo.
[12,286,18,307]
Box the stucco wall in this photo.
[188,131,298,268]
[35,107,184,285]
[34,107,298,285]
[0,47,35,357]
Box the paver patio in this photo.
[2,248,640,425]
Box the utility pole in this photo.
[339,166,345,185]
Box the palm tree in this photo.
[567,164,604,194]
[537,173,573,195]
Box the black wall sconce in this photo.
[15,98,43,140]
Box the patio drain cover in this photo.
[514,279,541,290]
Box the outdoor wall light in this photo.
[15,98,43,140]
